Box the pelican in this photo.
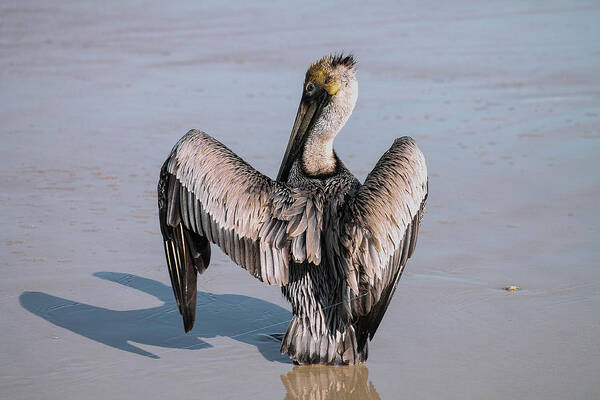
[157,54,428,364]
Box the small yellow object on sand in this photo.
[504,285,520,292]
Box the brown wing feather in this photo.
[344,136,428,348]
[158,130,324,331]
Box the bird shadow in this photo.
[19,272,292,362]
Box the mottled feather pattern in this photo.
[348,136,427,286]
[163,130,325,286]
[158,129,428,364]
[342,136,428,345]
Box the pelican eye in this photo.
[305,82,316,95]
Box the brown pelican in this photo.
[157,54,428,364]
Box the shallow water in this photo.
[1,1,599,398]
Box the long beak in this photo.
[277,90,328,182]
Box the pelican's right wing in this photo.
[344,136,428,347]
[158,130,320,331]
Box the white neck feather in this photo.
[301,80,358,177]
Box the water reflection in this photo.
[281,365,380,400]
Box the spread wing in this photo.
[344,136,428,349]
[157,130,322,331]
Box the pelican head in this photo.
[277,54,358,181]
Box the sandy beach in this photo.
[2,1,599,398]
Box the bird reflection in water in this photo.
[281,365,380,400]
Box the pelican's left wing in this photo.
[343,136,428,348]
[158,130,320,331]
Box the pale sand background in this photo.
[1,1,599,399]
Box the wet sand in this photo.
[1,1,599,398]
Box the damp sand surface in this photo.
[1,1,600,399]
